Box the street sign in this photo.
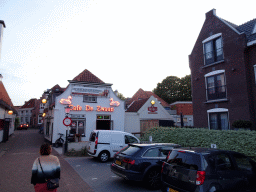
[63,117,72,126]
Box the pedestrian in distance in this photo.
[31,143,60,192]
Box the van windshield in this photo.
[89,132,96,142]
[119,145,141,156]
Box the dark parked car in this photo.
[111,143,181,189]
[17,123,29,130]
[161,147,256,192]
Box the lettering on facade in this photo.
[68,105,114,112]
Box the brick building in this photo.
[189,9,256,130]
[170,101,193,127]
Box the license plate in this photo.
[115,160,121,166]
[168,188,179,192]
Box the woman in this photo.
[31,143,60,192]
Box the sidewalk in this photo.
[0,129,94,192]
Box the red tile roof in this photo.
[21,98,37,108]
[0,81,14,107]
[72,69,104,83]
[126,99,148,112]
[127,88,169,108]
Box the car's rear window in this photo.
[119,145,141,156]
[167,150,201,170]
[89,132,96,142]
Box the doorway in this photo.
[96,115,111,130]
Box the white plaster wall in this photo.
[0,108,5,119]
[124,112,140,134]
[138,96,174,120]
[53,83,125,143]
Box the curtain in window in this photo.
[216,74,225,92]
[205,41,213,59]
[207,77,215,94]
[220,113,228,130]
[215,38,222,56]
[209,113,218,130]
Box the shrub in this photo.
[232,120,252,128]
[140,127,256,160]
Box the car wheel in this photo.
[145,168,162,190]
[98,151,110,162]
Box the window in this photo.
[83,96,97,103]
[233,153,253,171]
[124,135,138,144]
[143,148,160,158]
[254,65,256,83]
[70,120,85,135]
[216,154,234,171]
[204,36,223,65]
[252,24,256,34]
[206,73,226,100]
[208,108,229,130]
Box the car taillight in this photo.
[95,137,98,148]
[21,125,23,127]
[161,162,165,173]
[178,150,186,153]
[123,158,135,165]
[196,171,206,185]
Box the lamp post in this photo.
[64,105,72,154]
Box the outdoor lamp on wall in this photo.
[42,113,46,117]
[151,100,156,105]
[42,99,47,104]
[64,105,72,117]
[8,110,13,115]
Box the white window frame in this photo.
[254,65,256,83]
[204,70,227,101]
[202,33,224,66]
[207,108,229,130]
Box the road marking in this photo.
[92,164,97,166]
[76,165,81,167]
[92,178,97,180]
[111,176,117,178]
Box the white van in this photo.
[87,130,140,162]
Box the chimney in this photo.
[0,20,5,59]
[0,74,3,81]
[206,9,216,18]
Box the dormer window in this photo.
[252,24,256,34]
[203,33,224,65]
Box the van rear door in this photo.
[110,132,124,156]
[88,131,97,154]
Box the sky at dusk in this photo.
[1,0,256,106]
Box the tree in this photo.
[116,92,126,100]
[179,75,192,101]
[153,75,191,104]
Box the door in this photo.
[215,153,243,190]
[3,119,10,142]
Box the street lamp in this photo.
[64,105,72,153]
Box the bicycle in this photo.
[55,133,64,148]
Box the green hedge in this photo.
[141,127,256,160]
